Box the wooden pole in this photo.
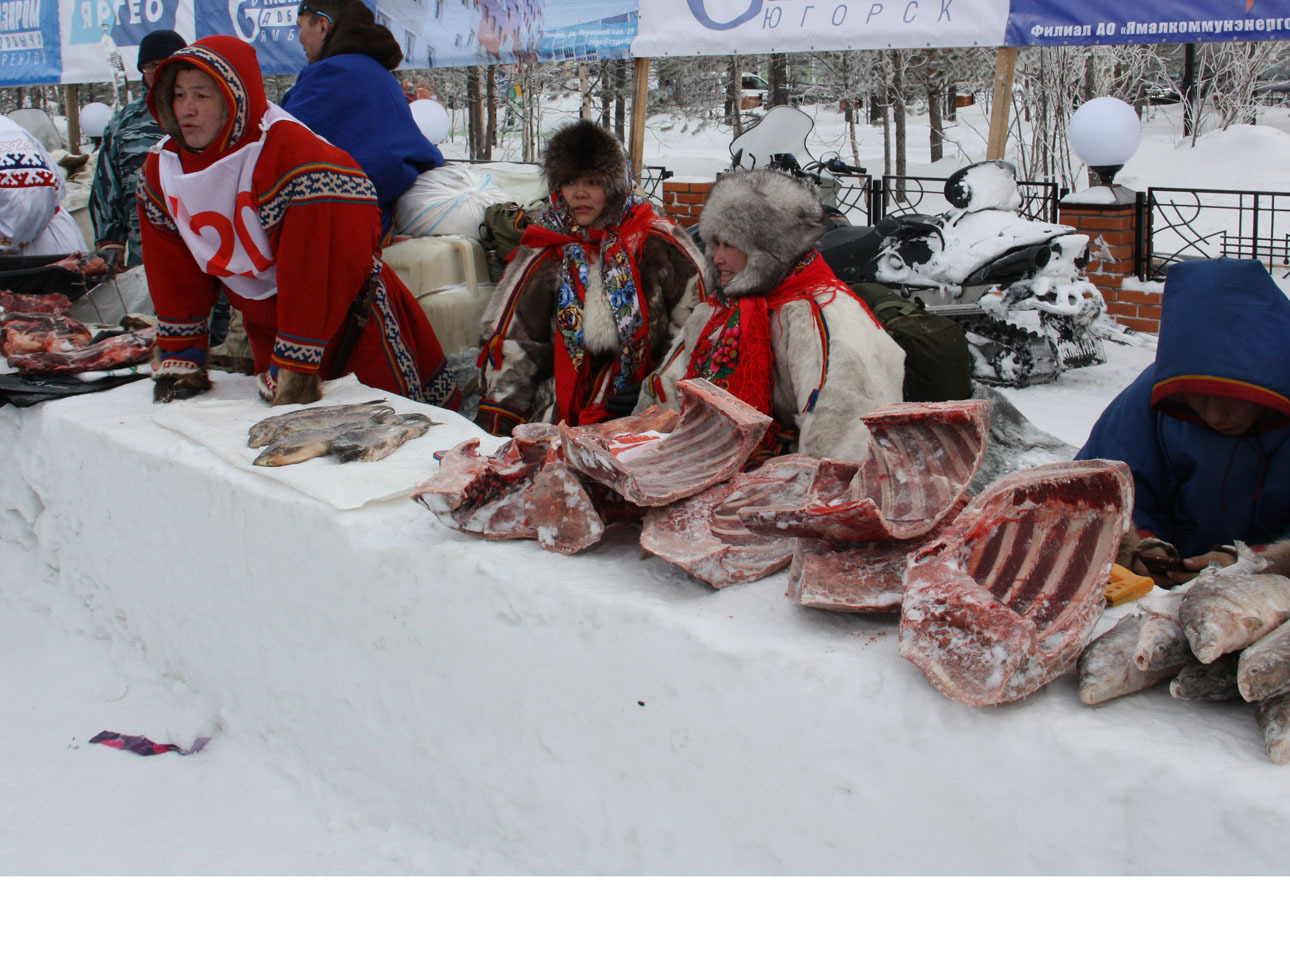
[64,84,81,152]
[629,57,649,183]
[986,47,1018,160]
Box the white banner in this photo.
[632,0,1011,55]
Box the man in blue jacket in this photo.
[283,0,443,239]
[1077,258,1290,584]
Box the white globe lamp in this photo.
[80,102,113,140]
[1068,97,1141,187]
[410,99,450,145]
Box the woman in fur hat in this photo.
[283,0,443,238]
[476,120,705,434]
[637,169,905,463]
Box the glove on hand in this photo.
[95,243,125,273]
[153,368,212,403]
[605,380,642,417]
[258,364,323,406]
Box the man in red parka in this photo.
[137,34,460,409]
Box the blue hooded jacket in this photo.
[1076,258,1290,555]
[282,52,442,236]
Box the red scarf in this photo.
[519,199,659,425]
[685,252,845,409]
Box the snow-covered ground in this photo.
[5,96,1290,958]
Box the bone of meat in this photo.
[559,380,770,507]
[331,414,436,462]
[641,454,819,589]
[412,431,561,540]
[1179,571,1290,664]
[740,400,989,544]
[1132,609,1191,673]
[7,327,154,374]
[1170,654,1242,702]
[2,315,93,357]
[899,459,1133,706]
[524,462,605,554]
[247,401,393,447]
[1237,619,1290,703]
[1256,692,1290,765]
[787,494,970,614]
[0,289,72,315]
[1077,613,1182,705]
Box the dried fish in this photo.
[331,413,436,463]
[1237,619,1290,703]
[1256,692,1290,765]
[252,419,374,467]
[1169,655,1242,702]
[247,400,393,447]
[1078,613,1183,705]
[1179,571,1290,664]
[1133,609,1191,673]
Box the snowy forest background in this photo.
[4,42,1288,189]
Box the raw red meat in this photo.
[560,379,770,507]
[2,314,94,358]
[50,252,110,277]
[640,454,820,588]
[739,400,988,544]
[412,432,556,540]
[524,463,605,555]
[898,459,1132,706]
[8,327,154,374]
[0,290,73,315]
[787,495,971,613]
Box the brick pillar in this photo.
[1059,198,1162,333]
[662,180,714,228]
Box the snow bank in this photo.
[3,370,1289,875]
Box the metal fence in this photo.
[870,175,1064,224]
[1137,186,1290,279]
[639,165,672,205]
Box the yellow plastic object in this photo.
[1105,563,1154,607]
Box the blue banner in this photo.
[0,0,62,85]
[6,1,1290,87]
[68,0,181,46]
[198,0,304,75]
[1006,0,1290,46]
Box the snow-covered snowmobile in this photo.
[726,106,1107,387]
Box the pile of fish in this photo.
[1077,548,1290,764]
[247,400,438,466]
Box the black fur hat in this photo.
[541,120,630,228]
[697,170,828,296]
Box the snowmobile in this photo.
[726,106,1107,387]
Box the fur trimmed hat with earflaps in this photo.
[698,169,829,297]
[541,120,631,229]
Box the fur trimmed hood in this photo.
[541,121,631,228]
[317,0,403,70]
[698,170,828,297]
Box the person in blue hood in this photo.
[282,0,442,239]
[1076,258,1290,584]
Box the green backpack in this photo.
[480,202,542,265]
[849,282,973,402]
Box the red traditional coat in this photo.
[137,35,459,408]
